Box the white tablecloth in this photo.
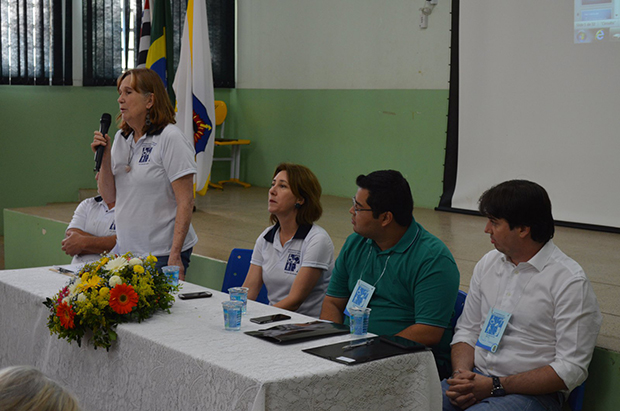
[0,267,442,411]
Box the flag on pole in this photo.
[146,0,175,103]
[136,0,151,68]
[173,0,215,196]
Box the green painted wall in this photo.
[0,86,449,233]
[3,209,227,288]
[184,255,226,291]
[219,88,449,204]
[4,210,72,269]
[0,86,118,234]
[582,347,620,411]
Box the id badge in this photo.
[344,279,375,317]
[476,307,512,353]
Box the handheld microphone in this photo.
[94,113,112,172]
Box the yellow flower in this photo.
[133,265,145,274]
[99,287,110,298]
[78,276,102,292]
[146,255,157,263]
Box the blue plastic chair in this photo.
[451,290,468,330]
[568,382,586,411]
[221,248,269,305]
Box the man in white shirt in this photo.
[443,180,601,411]
[61,173,116,264]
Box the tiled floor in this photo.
[6,185,620,352]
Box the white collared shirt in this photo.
[110,124,198,256]
[453,240,601,393]
[251,224,334,317]
[67,196,116,264]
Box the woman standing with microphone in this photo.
[92,68,197,279]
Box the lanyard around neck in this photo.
[359,247,391,288]
[359,225,420,287]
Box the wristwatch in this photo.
[491,376,506,397]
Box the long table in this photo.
[0,267,442,410]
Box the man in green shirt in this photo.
[320,170,460,378]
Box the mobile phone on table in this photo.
[178,291,212,300]
[250,314,292,324]
[379,335,427,351]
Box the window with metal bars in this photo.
[83,0,234,87]
[0,0,72,85]
[0,0,234,87]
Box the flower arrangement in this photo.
[43,252,179,350]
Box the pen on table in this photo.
[49,267,76,276]
[342,339,373,350]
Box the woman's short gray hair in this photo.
[0,366,81,411]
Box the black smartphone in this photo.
[250,314,292,324]
[379,335,427,351]
[178,291,212,300]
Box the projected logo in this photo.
[576,30,589,43]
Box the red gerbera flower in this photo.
[57,302,76,329]
[109,283,139,314]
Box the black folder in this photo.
[244,321,350,344]
[302,335,429,365]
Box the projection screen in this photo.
[448,0,620,229]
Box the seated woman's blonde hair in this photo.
[0,366,81,411]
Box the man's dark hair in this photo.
[478,179,555,243]
[356,170,413,227]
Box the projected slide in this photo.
[453,1,620,229]
[575,0,620,43]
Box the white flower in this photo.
[77,293,87,302]
[109,275,123,288]
[62,297,71,305]
[68,284,78,296]
[129,257,142,266]
[105,256,128,272]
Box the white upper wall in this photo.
[237,0,451,89]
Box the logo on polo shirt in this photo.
[138,145,154,164]
[284,252,301,274]
[110,221,116,231]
